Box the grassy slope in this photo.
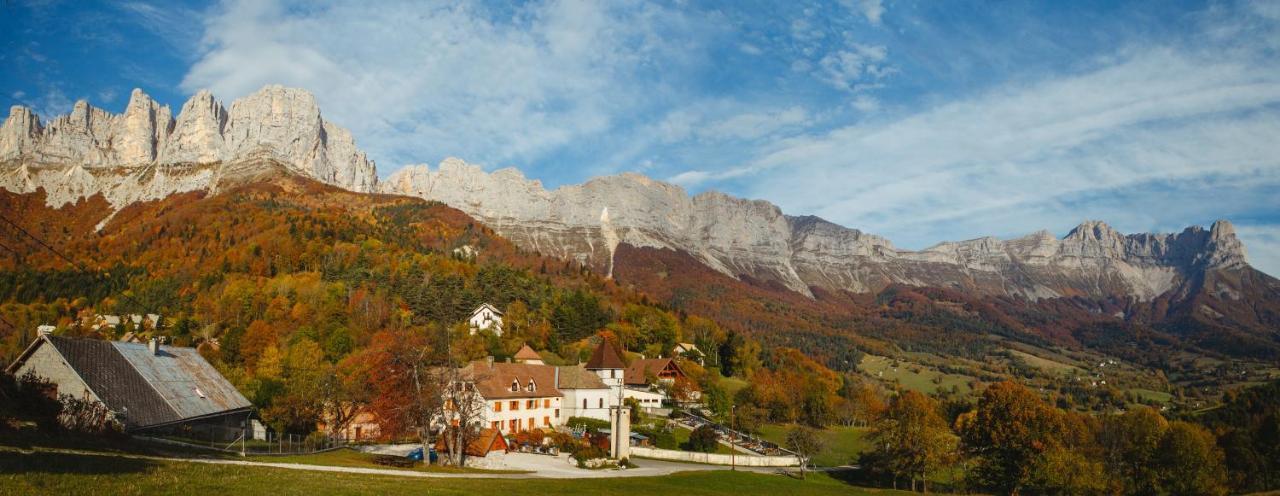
[0,450,909,496]
[857,355,975,396]
[756,424,871,467]
[245,448,527,474]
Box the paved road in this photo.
[1,445,786,480]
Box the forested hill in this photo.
[0,169,749,409]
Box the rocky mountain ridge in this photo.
[381,158,1251,301]
[0,86,1255,303]
[0,85,376,209]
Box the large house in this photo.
[460,357,563,433]
[468,303,503,336]
[6,332,251,434]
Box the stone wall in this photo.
[629,447,800,467]
[14,341,99,403]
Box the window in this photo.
[509,419,518,431]
[510,380,519,392]
[543,416,550,426]
[491,421,499,430]
[554,408,559,418]
[598,398,603,408]
[528,417,535,430]
[510,400,519,411]
[610,369,616,379]
[582,398,587,409]
[527,399,535,409]
[494,401,502,412]
[526,380,536,392]
[543,399,550,408]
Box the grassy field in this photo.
[756,424,871,467]
[0,449,911,496]
[1128,388,1173,404]
[858,355,975,396]
[246,448,527,474]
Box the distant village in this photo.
[5,303,793,470]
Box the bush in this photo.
[548,431,580,453]
[566,416,610,433]
[682,424,719,453]
[0,372,62,432]
[573,445,609,467]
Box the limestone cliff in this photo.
[0,85,377,209]
[381,158,1251,301]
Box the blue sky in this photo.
[3,0,1279,276]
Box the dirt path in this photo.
[0,445,782,480]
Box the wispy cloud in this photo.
[181,0,719,174]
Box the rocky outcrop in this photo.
[0,85,377,209]
[382,158,1252,301]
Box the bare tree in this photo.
[786,425,826,479]
[431,364,491,467]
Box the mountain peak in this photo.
[0,84,378,208]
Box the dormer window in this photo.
[526,380,536,393]
[510,379,520,392]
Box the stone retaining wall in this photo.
[629,447,800,467]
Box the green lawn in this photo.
[0,450,912,496]
[857,355,975,396]
[246,448,527,474]
[756,424,871,467]
[1128,388,1173,404]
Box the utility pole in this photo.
[730,403,736,471]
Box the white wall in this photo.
[559,388,612,422]
[468,306,502,335]
[629,447,801,467]
[15,341,100,404]
[480,396,562,433]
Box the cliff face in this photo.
[0,85,377,210]
[0,86,1257,304]
[382,158,1252,301]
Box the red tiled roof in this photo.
[513,345,541,361]
[584,340,626,370]
[462,360,562,399]
[624,358,685,386]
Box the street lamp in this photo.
[730,404,736,472]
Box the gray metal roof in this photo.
[112,341,251,424]
[37,336,250,429]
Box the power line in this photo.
[0,211,160,319]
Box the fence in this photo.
[140,422,346,455]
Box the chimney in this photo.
[485,356,494,369]
[148,337,159,355]
[554,367,561,387]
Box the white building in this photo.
[468,303,503,336]
[555,365,613,423]
[460,358,562,434]
[583,341,668,408]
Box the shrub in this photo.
[573,445,609,467]
[682,424,719,453]
[566,416,610,433]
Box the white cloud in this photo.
[817,43,891,92]
[1236,224,1280,277]
[851,94,879,112]
[855,0,885,25]
[723,46,1280,258]
[181,0,713,175]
